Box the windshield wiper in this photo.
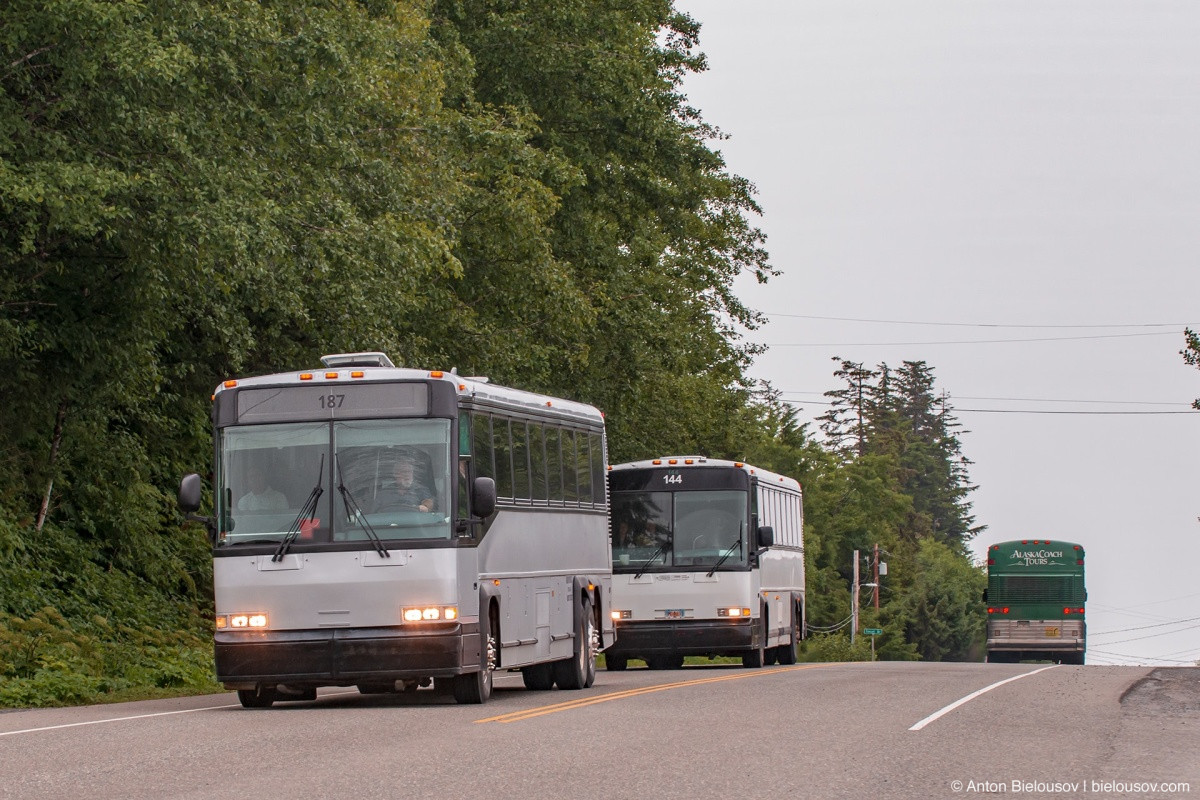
[634,541,668,580]
[335,454,388,558]
[707,522,744,577]
[273,455,324,563]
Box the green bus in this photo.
[984,540,1086,665]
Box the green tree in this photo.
[430,0,774,461]
[901,539,987,661]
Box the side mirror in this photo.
[981,589,988,602]
[756,525,774,550]
[472,476,497,518]
[179,473,202,513]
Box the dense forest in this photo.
[0,0,985,707]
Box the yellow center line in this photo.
[476,663,840,724]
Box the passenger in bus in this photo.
[237,467,289,511]
[374,456,436,513]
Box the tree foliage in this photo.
[1,0,988,704]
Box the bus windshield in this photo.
[611,490,748,571]
[218,418,453,545]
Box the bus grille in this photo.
[989,575,1084,604]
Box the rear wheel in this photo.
[237,686,277,709]
[553,596,594,690]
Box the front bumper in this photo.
[606,618,759,659]
[215,622,479,688]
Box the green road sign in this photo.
[863,628,883,635]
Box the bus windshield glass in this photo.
[218,418,452,545]
[611,489,748,571]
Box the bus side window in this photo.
[530,423,548,501]
[576,432,592,505]
[589,432,605,507]
[493,417,514,499]
[472,414,494,480]
[561,430,578,503]
[511,420,530,500]
[457,456,470,519]
[545,427,563,502]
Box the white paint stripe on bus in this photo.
[908,665,1060,731]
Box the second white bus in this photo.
[605,457,805,669]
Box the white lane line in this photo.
[0,689,361,738]
[0,703,242,737]
[908,665,1060,731]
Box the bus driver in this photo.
[375,456,436,513]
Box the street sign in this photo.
[863,628,883,635]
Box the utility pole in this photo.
[873,543,880,609]
[851,549,859,644]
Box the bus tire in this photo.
[522,662,555,690]
[553,596,594,690]
[237,686,277,709]
[778,607,800,665]
[742,618,767,668]
[454,617,496,704]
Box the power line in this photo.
[1091,615,1200,637]
[779,390,1184,407]
[764,331,1179,347]
[1087,648,1199,665]
[1087,620,1200,646]
[776,397,1198,416]
[762,313,1196,329]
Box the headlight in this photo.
[611,610,632,620]
[717,607,751,617]
[218,612,269,629]
[402,605,458,623]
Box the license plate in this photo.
[663,609,685,619]
[1045,627,1060,637]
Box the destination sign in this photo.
[235,382,429,424]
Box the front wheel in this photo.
[742,618,766,668]
[553,596,594,690]
[237,686,277,708]
[777,609,800,665]
[454,618,496,704]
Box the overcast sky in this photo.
[677,0,1200,666]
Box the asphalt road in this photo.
[2,662,1197,800]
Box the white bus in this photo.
[179,352,612,707]
[605,457,804,669]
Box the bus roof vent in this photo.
[320,352,396,369]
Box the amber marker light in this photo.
[299,373,313,381]
[351,371,365,379]
[430,371,444,378]
[325,372,338,380]
[223,380,238,388]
